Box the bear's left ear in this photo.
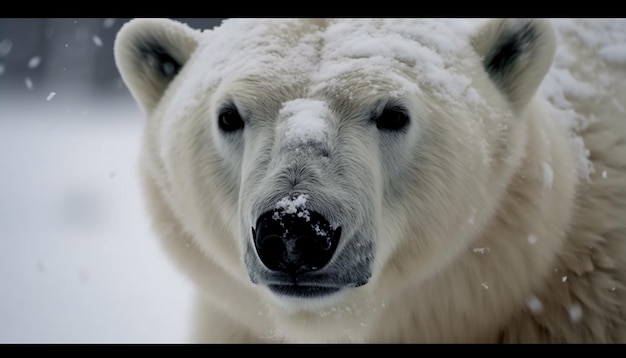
[471,18,556,111]
[114,18,200,114]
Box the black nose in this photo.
[252,208,341,275]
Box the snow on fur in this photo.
[166,18,621,183]
[279,99,329,146]
[274,194,310,222]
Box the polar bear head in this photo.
[115,18,556,336]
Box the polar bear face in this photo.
[115,19,556,313]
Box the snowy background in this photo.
[0,18,223,343]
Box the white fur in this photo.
[115,18,626,343]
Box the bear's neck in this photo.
[376,101,581,343]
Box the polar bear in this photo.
[114,18,626,343]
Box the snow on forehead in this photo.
[321,19,476,62]
[312,18,485,106]
[279,99,330,146]
[196,19,321,88]
[189,19,487,107]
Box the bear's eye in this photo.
[373,106,410,131]
[218,106,245,133]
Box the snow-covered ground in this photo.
[0,95,193,343]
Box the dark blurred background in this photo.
[0,18,225,105]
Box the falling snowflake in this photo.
[28,56,41,69]
[467,207,477,225]
[0,39,12,57]
[46,92,56,101]
[526,295,543,313]
[103,18,116,29]
[568,304,583,323]
[92,35,103,47]
[541,162,553,188]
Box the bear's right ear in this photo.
[471,18,556,111]
[114,18,200,114]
